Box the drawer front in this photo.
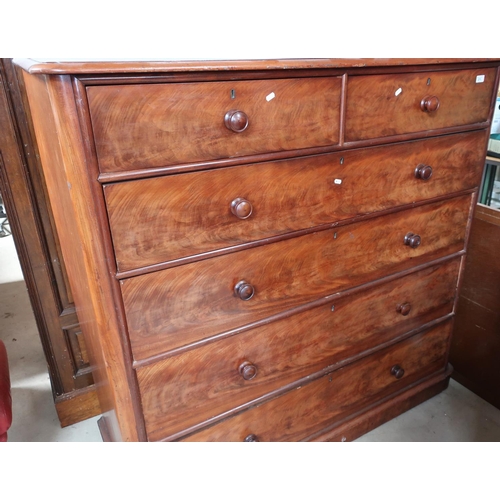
[105,130,487,272]
[87,78,342,173]
[138,260,459,441]
[345,68,497,142]
[179,321,452,441]
[122,195,471,361]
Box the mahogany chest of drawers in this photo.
[15,58,500,441]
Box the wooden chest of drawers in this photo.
[15,58,500,442]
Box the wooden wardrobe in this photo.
[0,58,100,426]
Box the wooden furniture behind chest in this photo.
[0,58,100,426]
[450,203,500,410]
[15,58,500,442]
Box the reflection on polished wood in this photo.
[15,58,500,441]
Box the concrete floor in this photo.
[1,233,500,442]
[0,233,101,442]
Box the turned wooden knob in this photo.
[239,361,257,380]
[415,164,433,180]
[391,364,405,379]
[397,302,412,316]
[231,198,253,219]
[224,110,249,132]
[234,280,255,301]
[404,232,421,249]
[420,95,440,113]
[244,434,258,442]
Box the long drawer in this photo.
[137,260,459,441]
[105,130,487,272]
[122,194,472,361]
[345,67,496,142]
[178,321,452,442]
[87,77,342,173]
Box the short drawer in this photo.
[122,194,472,361]
[87,77,342,173]
[138,260,459,441]
[345,68,497,142]
[178,321,453,441]
[105,130,487,272]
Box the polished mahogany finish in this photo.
[391,365,405,379]
[415,164,433,180]
[104,131,486,273]
[420,95,440,113]
[234,280,255,301]
[15,59,499,442]
[224,110,249,133]
[345,68,496,141]
[14,58,500,76]
[123,195,470,361]
[397,302,412,316]
[87,77,342,172]
[19,70,143,441]
[137,260,459,440]
[404,232,422,249]
[181,322,452,441]
[231,197,253,219]
[239,361,258,381]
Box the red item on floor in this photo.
[0,339,12,442]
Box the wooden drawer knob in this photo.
[397,302,412,316]
[231,198,253,219]
[234,280,255,301]
[415,164,433,180]
[404,232,421,249]
[420,95,440,113]
[239,361,257,380]
[391,364,405,379]
[224,110,249,133]
[244,434,258,442]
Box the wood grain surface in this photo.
[309,366,452,441]
[450,205,500,409]
[104,130,487,271]
[179,321,452,441]
[0,59,101,426]
[122,194,472,361]
[345,68,497,141]
[88,78,341,172]
[14,58,500,75]
[137,259,459,440]
[21,72,143,441]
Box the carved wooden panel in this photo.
[0,58,99,426]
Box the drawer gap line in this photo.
[131,255,462,369]
[97,125,491,184]
[160,321,453,442]
[305,364,453,442]
[115,190,475,280]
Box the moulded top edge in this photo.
[12,58,500,75]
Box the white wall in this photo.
[0,233,24,284]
